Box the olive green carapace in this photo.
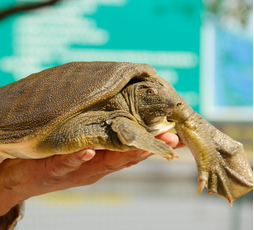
[0,62,155,143]
[0,62,253,229]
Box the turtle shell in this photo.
[0,62,156,143]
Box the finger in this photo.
[175,142,186,149]
[77,149,96,161]
[155,132,179,148]
[94,149,151,173]
[174,134,186,149]
[46,149,95,177]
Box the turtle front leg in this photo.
[111,117,177,161]
[39,111,176,160]
[175,113,253,205]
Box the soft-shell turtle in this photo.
[0,62,253,229]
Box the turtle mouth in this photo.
[145,107,174,117]
[147,116,176,136]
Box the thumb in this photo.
[46,149,96,177]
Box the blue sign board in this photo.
[200,21,253,122]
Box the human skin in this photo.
[0,132,184,216]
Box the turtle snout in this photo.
[169,100,183,108]
[166,100,183,121]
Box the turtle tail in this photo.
[0,203,23,230]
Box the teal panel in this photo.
[0,0,202,112]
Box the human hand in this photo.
[0,132,184,215]
[35,132,184,190]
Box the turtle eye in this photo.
[147,88,156,96]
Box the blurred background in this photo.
[0,0,253,229]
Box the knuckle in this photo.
[125,161,139,168]
[46,154,81,178]
[62,155,80,169]
[102,164,120,172]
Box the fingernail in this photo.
[169,134,179,148]
[81,149,95,161]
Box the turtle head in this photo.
[121,75,194,133]
[135,81,183,125]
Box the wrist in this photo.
[0,187,22,216]
[0,159,34,215]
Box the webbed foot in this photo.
[195,129,253,205]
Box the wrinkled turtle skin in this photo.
[0,62,253,229]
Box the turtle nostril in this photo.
[176,102,182,107]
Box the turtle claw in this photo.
[228,197,233,207]
[166,150,181,161]
[174,152,181,160]
[163,150,180,161]
[197,179,207,195]
[208,186,233,206]
[208,190,216,196]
